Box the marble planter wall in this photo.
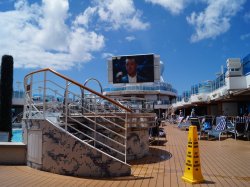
[127,128,149,160]
[57,113,154,162]
[95,128,149,161]
[23,119,131,178]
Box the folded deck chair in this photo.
[208,117,227,141]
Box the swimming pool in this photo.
[12,129,23,142]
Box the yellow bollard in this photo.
[182,125,204,184]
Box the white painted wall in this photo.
[228,76,246,90]
[246,74,250,88]
[28,130,42,164]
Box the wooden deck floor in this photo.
[0,123,250,187]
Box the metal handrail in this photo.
[67,125,125,157]
[69,105,126,130]
[23,68,130,163]
[67,116,125,147]
[24,68,132,113]
[68,115,125,139]
[69,93,126,122]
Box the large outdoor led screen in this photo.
[112,54,155,84]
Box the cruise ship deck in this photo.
[1,123,249,187]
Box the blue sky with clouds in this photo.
[0,0,250,94]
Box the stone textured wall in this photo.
[127,129,149,160]
[95,128,149,161]
[24,119,131,178]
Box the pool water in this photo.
[12,129,23,142]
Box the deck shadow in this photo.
[149,139,168,146]
[96,175,154,181]
[203,180,216,184]
[128,147,172,165]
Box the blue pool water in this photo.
[12,129,23,142]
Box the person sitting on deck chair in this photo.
[149,116,166,139]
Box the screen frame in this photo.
[108,54,160,84]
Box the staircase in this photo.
[22,68,132,177]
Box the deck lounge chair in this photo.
[227,117,247,140]
[190,117,201,131]
[188,117,205,139]
[199,116,214,139]
[177,116,191,130]
[176,116,184,124]
[168,114,177,124]
[204,115,214,126]
[234,122,246,140]
[149,118,167,144]
[208,116,227,141]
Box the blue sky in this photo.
[0,0,250,94]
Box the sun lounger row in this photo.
[174,115,250,141]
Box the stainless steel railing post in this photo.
[94,95,97,147]
[65,80,69,131]
[43,71,47,118]
[125,112,127,163]
[28,75,33,119]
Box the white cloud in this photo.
[74,7,97,28]
[125,35,136,41]
[102,52,114,59]
[145,0,188,15]
[240,33,250,40]
[187,0,246,42]
[0,0,105,70]
[75,0,149,31]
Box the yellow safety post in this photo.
[182,125,204,184]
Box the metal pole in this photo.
[81,88,85,114]
[43,71,47,118]
[82,78,103,115]
[28,75,33,119]
[125,112,127,163]
[65,81,69,131]
[94,95,97,147]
